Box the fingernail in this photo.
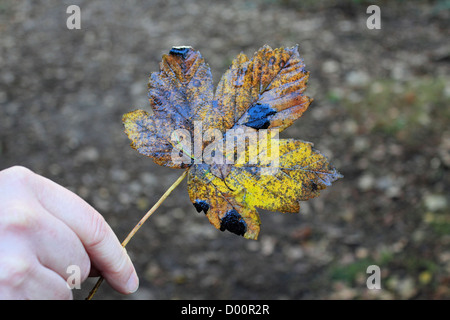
[126,272,139,293]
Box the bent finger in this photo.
[9,167,138,294]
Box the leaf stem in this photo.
[85,169,189,300]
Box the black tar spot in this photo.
[169,47,191,59]
[220,209,247,236]
[244,103,277,130]
[193,199,209,214]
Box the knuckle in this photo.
[86,213,109,250]
[108,250,129,277]
[0,166,39,233]
[0,166,34,186]
[0,202,39,233]
[0,255,34,288]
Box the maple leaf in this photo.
[123,45,342,240]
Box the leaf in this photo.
[215,45,311,133]
[123,45,342,240]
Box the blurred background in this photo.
[0,0,449,299]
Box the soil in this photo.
[0,0,449,300]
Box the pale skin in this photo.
[0,166,139,299]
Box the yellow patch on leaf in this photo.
[123,45,342,240]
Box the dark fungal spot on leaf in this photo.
[169,46,191,59]
[311,181,318,192]
[220,209,247,236]
[244,103,277,129]
[193,199,209,214]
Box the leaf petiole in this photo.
[85,168,189,300]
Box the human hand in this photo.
[0,166,139,299]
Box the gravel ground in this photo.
[0,0,449,300]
